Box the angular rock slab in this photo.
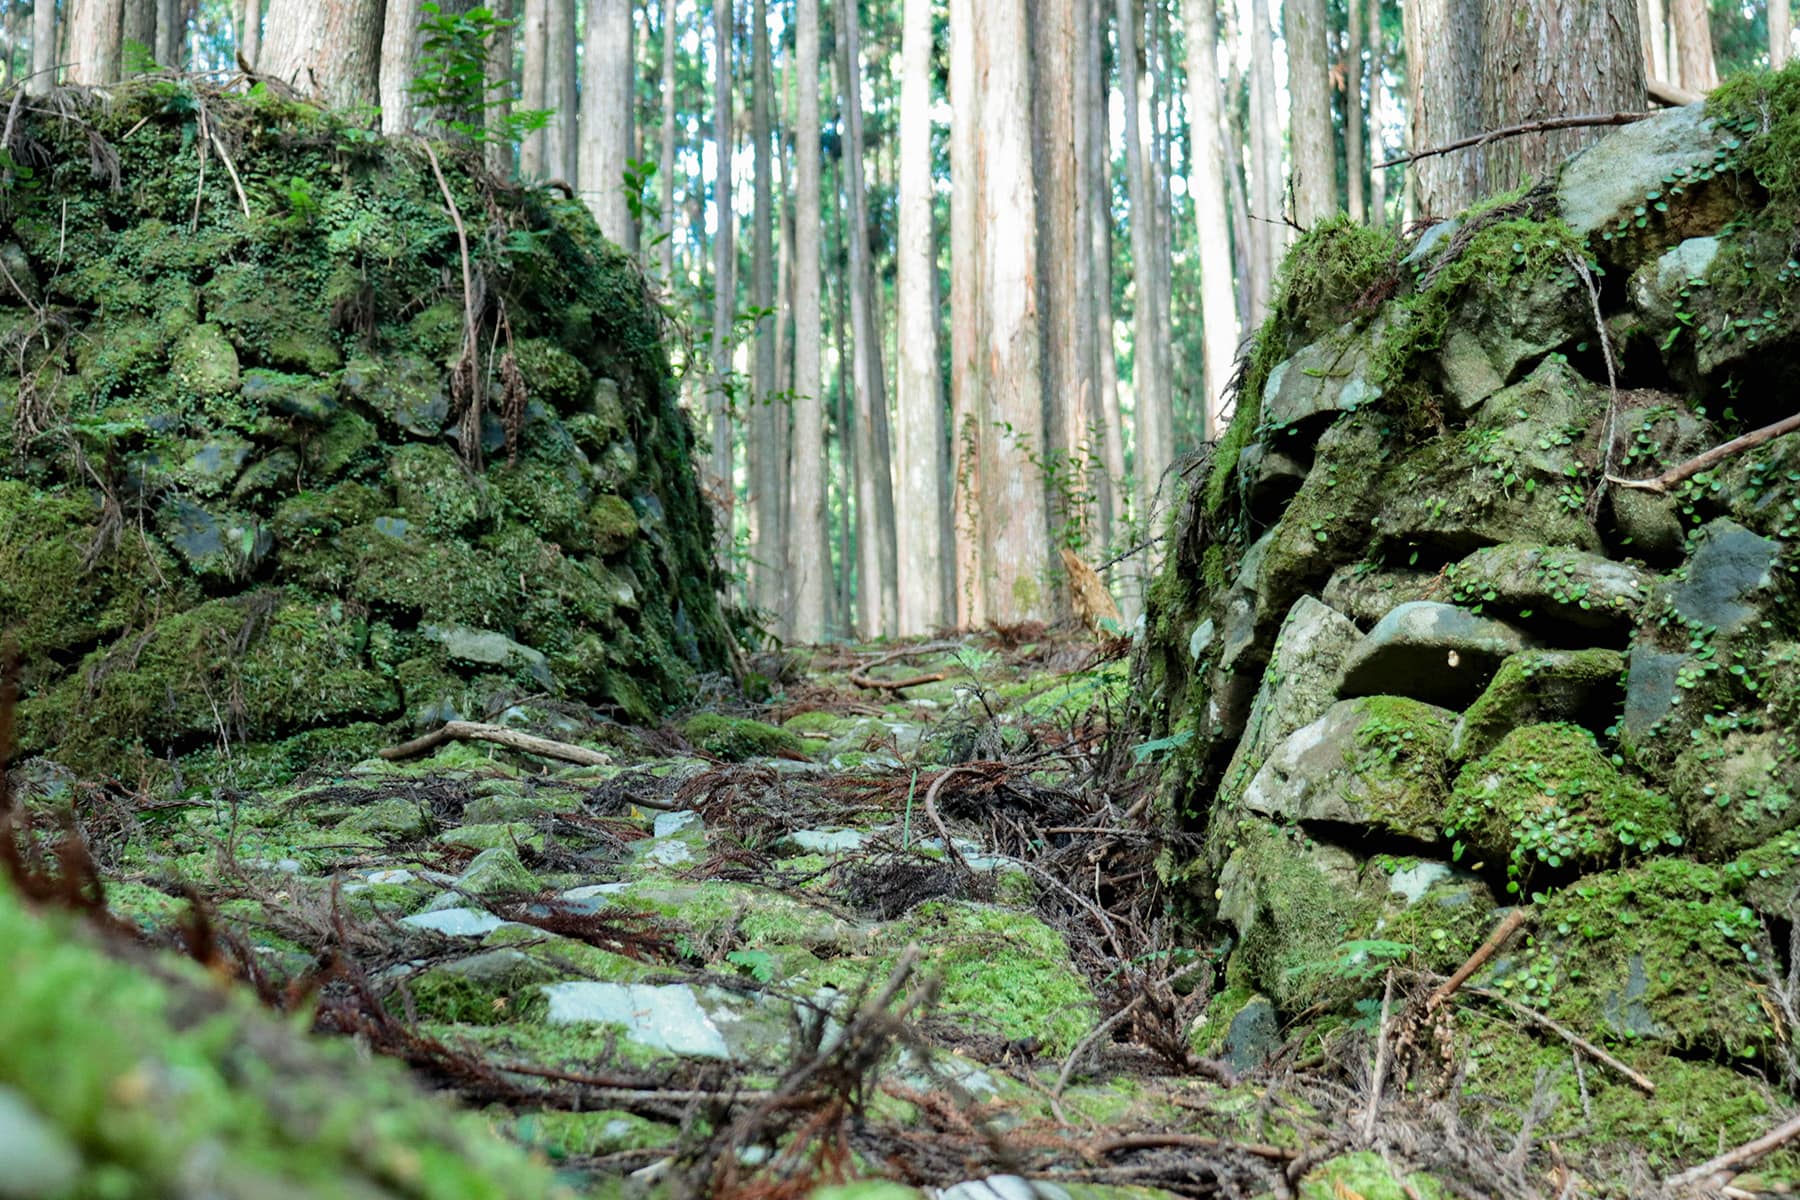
[1664,518,1782,637]
[1446,543,1654,632]
[1242,697,1454,843]
[1338,602,1536,709]
[1261,319,1384,431]
[1557,106,1729,243]
[1450,648,1626,762]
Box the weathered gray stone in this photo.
[1446,543,1655,631]
[422,624,556,690]
[1450,648,1626,762]
[1622,644,1689,743]
[1629,236,1720,332]
[1219,596,1361,807]
[400,907,511,938]
[1610,489,1687,562]
[1241,697,1454,842]
[1438,327,1508,414]
[1221,995,1280,1073]
[1339,602,1536,708]
[1557,106,1727,239]
[1320,566,1441,627]
[453,847,539,899]
[1665,518,1781,636]
[1672,727,1800,857]
[342,352,450,438]
[1261,321,1384,431]
[542,982,732,1058]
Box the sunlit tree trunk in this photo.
[788,0,828,643]
[1403,0,1483,218]
[1774,0,1792,68]
[1184,0,1237,440]
[1671,0,1715,90]
[551,0,578,178]
[1074,0,1116,554]
[748,0,780,619]
[238,0,260,67]
[1035,0,1083,579]
[1117,0,1170,524]
[65,0,123,83]
[261,0,385,108]
[896,0,947,634]
[379,0,421,133]
[519,0,550,176]
[839,0,898,637]
[121,0,153,68]
[1346,0,1365,222]
[1246,0,1281,322]
[1368,0,1387,225]
[1286,0,1335,223]
[32,0,58,91]
[658,0,679,284]
[710,0,736,535]
[579,0,635,246]
[484,0,514,174]
[949,0,985,628]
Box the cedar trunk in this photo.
[788,0,828,642]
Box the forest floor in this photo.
[3,627,1685,1200]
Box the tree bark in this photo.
[1034,0,1084,575]
[1367,0,1386,225]
[1671,0,1715,91]
[261,0,383,108]
[379,0,421,133]
[749,0,780,619]
[788,0,828,643]
[1183,0,1237,442]
[1646,0,1669,81]
[31,0,57,92]
[1117,0,1170,531]
[1479,1,1645,194]
[121,0,153,68]
[519,0,551,176]
[896,0,948,634]
[658,0,679,283]
[949,0,985,628]
[1345,0,1365,222]
[157,0,182,67]
[1403,0,1483,218]
[710,0,736,537]
[1286,0,1335,223]
[65,0,123,83]
[484,0,514,174]
[1246,0,1281,322]
[1075,0,1117,554]
[579,0,635,247]
[839,0,899,637]
[1771,0,1791,69]
[551,0,578,179]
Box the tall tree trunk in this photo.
[65,0,123,83]
[1034,0,1083,576]
[379,0,421,133]
[658,0,679,283]
[1671,0,1715,90]
[1646,0,1669,80]
[484,0,514,174]
[31,0,57,91]
[1346,0,1365,222]
[1480,1,1645,194]
[1367,0,1386,225]
[261,0,383,108]
[789,0,827,643]
[1772,0,1791,68]
[1403,0,1483,218]
[1286,0,1335,223]
[158,0,182,67]
[710,0,736,538]
[121,0,153,68]
[1183,0,1237,441]
[579,0,635,246]
[551,0,578,179]
[1117,0,1170,529]
[976,0,1054,622]
[748,0,779,619]
[896,0,947,634]
[1246,0,1281,322]
[839,0,898,637]
[520,0,550,176]
[949,0,985,628]
[1074,0,1115,554]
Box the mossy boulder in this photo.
[1449,648,1625,761]
[681,713,804,761]
[0,85,731,781]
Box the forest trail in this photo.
[6,629,1396,1198]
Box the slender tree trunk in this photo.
[552,0,578,179]
[1367,0,1386,225]
[1034,0,1083,575]
[1646,0,1669,80]
[238,0,260,67]
[1671,0,1715,90]
[379,0,421,133]
[710,0,736,538]
[1184,0,1237,441]
[896,0,947,634]
[485,0,514,174]
[976,0,1055,623]
[1072,0,1111,553]
[580,0,635,246]
[261,0,383,108]
[31,0,57,91]
[658,0,679,283]
[1246,0,1281,322]
[1117,0,1170,529]
[1085,0,1126,576]
[831,148,856,635]
[789,0,827,642]
[65,0,123,83]
[1286,0,1335,223]
[839,0,898,637]
[1480,1,1645,193]
[949,0,985,628]
[1775,0,1792,69]
[748,0,779,618]
[520,0,551,176]
[121,0,152,67]
[1346,0,1365,222]
[1403,0,1483,218]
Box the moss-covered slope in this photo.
[0,82,731,779]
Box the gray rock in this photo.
[1219,596,1361,808]
[1221,994,1281,1074]
[157,497,272,578]
[1320,565,1441,627]
[784,827,875,854]
[453,847,539,899]
[1622,644,1690,743]
[180,435,254,492]
[1558,106,1726,238]
[542,981,732,1058]
[1447,543,1655,631]
[1241,697,1454,842]
[422,624,556,690]
[401,907,511,938]
[0,1086,81,1198]
[1666,518,1781,636]
[1261,320,1384,430]
[1339,602,1536,708]
[1629,236,1721,331]
[242,367,338,421]
[1610,489,1687,562]
[652,810,705,838]
[1450,648,1626,761]
[1438,327,1508,414]
[342,352,450,438]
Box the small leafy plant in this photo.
[410,3,549,147]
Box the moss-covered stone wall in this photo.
[0,83,731,780]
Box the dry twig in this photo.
[1376,111,1652,170]
[380,721,612,767]
[1428,908,1530,1009]
[1666,1110,1800,1191]
[1608,411,1800,494]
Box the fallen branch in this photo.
[1375,111,1653,170]
[1464,985,1656,1095]
[1428,908,1530,1010]
[1649,78,1706,107]
[1608,411,1800,495]
[1666,1110,1800,1191]
[849,669,947,692]
[922,767,974,875]
[1053,995,1143,1100]
[380,721,612,767]
[1362,969,1396,1141]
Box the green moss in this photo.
[507,1109,676,1161]
[1453,648,1625,762]
[1297,1153,1447,1200]
[587,494,640,554]
[1270,215,1400,341]
[1346,696,1457,836]
[1447,723,1680,891]
[681,713,803,762]
[0,879,566,1198]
